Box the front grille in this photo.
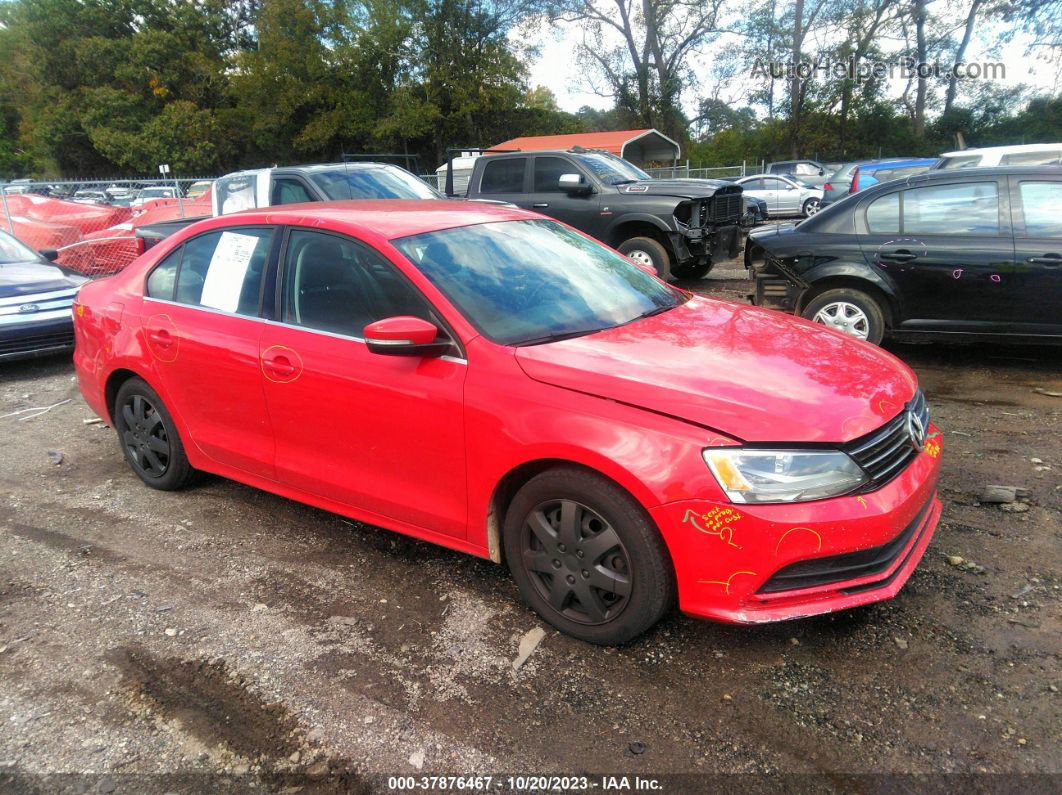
[698,193,743,226]
[845,390,929,488]
[0,330,75,358]
[757,498,932,594]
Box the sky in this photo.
[520,18,1061,116]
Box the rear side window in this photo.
[146,248,182,300]
[271,178,315,205]
[742,178,765,190]
[174,228,275,316]
[1001,150,1062,166]
[938,155,982,169]
[480,158,526,193]
[1018,182,1062,237]
[866,193,900,234]
[768,163,787,174]
[533,157,574,193]
[903,182,999,235]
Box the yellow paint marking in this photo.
[774,526,822,557]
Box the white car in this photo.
[132,186,179,207]
[734,174,824,217]
[935,143,1062,169]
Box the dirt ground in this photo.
[1,265,1059,792]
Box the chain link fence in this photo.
[0,178,215,277]
[644,163,749,180]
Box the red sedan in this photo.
[72,201,942,644]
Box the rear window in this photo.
[868,165,932,183]
[480,158,526,193]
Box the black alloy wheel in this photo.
[121,394,170,478]
[521,499,633,625]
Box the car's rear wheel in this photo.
[802,287,886,344]
[617,237,672,280]
[671,261,712,280]
[503,468,675,645]
[113,377,196,490]
[802,197,821,216]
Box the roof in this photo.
[941,142,1062,157]
[490,129,681,162]
[178,199,538,243]
[859,158,938,171]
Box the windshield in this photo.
[0,230,43,264]
[393,220,684,346]
[311,166,440,200]
[571,153,651,185]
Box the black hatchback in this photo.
[746,166,1062,344]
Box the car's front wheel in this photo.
[802,197,821,216]
[503,467,675,645]
[801,287,886,345]
[617,237,671,280]
[113,377,196,490]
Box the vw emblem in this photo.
[18,303,39,314]
[906,410,927,450]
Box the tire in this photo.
[502,467,675,645]
[617,237,672,280]
[671,261,712,280]
[802,197,821,217]
[801,287,886,345]
[113,377,196,490]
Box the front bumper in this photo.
[0,312,75,361]
[651,425,943,623]
[671,224,742,265]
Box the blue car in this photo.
[850,158,938,193]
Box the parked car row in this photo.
[4,181,214,205]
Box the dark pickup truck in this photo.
[460,148,745,280]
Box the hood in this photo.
[613,178,741,200]
[0,260,85,299]
[515,296,916,443]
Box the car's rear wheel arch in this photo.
[105,368,144,423]
[798,277,896,328]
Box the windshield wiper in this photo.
[635,303,676,320]
[511,327,605,347]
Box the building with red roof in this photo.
[490,129,681,165]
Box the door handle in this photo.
[1028,254,1062,266]
[147,329,173,348]
[880,250,918,262]
[532,202,549,208]
[263,355,296,376]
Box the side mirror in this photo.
[39,248,59,262]
[558,173,591,194]
[363,316,451,358]
[818,169,825,176]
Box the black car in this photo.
[0,231,87,361]
[747,166,1062,345]
[462,149,745,280]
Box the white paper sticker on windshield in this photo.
[199,232,260,313]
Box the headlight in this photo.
[703,449,867,504]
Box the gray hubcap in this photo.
[626,250,654,267]
[813,301,870,339]
[805,200,820,216]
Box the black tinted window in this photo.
[271,178,315,205]
[866,193,900,234]
[283,230,433,338]
[480,158,525,193]
[1019,182,1062,237]
[533,157,574,193]
[174,228,274,315]
[903,182,999,235]
[146,248,182,300]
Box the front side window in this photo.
[173,228,275,316]
[393,220,685,346]
[533,157,576,193]
[903,182,999,235]
[1019,182,1062,237]
[866,192,900,234]
[283,230,433,338]
[309,166,439,200]
[1001,150,1062,166]
[480,158,526,193]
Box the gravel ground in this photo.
[0,265,1059,792]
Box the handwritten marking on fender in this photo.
[774,526,823,557]
[697,570,757,595]
[682,507,742,549]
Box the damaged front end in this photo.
[673,189,744,265]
